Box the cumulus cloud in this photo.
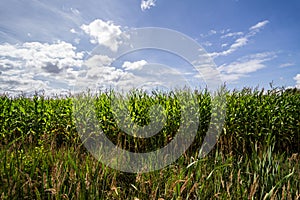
[86,65,126,82]
[122,60,148,71]
[79,59,187,93]
[0,39,189,95]
[217,52,276,82]
[293,74,300,89]
[1,38,186,95]
[85,55,114,68]
[0,41,84,95]
[81,19,123,52]
[141,0,156,11]
[82,54,127,82]
[0,41,84,71]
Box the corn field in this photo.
[0,87,299,199]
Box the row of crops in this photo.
[1,87,299,153]
[0,87,299,199]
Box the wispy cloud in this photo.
[202,41,213,47]
[221,43,228,48]
[230,37,248,51]
[81,19,123,52]
[221,31,243,39]
[279,62,295,68]
[208,20,270,58]
[70,8,81,16]
[141,0,156,11]
[208,37,248,57]
[217,52,276,82]
[200,29,227,38]
[249,20,269,31]
[210,30,217,35]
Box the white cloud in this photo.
[208,37,248,57]
[70,28,77,34]
[221,31,243,38]
[210,30,217,35]
[85,55,114,68]
[208,20,269,58]
[123,63,188,91]
[0,39,190,95]
[218,73,247,82]
[217,52,276,82]
[230,37,248,50]
[279,62,295,68]
[81,19,123,52]
[0,42,84,70]
[141,0,156,11]
[0,41,85,95]
[250,20,269,31]
[85,65,126,82]
[0,40,166,95]
[221,43,228,48]
[122,60,148,71]
[82,54,126,81]
[70,8,80,16]
[202,41,213,47]
[74,38,81,44]
[200,29,224,38]
[293,74,300,89]
[78,60,189,93]
[72,54,132,92]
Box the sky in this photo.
[0,0,299,96]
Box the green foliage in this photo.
[0,87,299,199]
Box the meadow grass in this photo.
[0,87,299,199]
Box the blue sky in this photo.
[0,0,299,95]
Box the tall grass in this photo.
[0,87,299,199]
